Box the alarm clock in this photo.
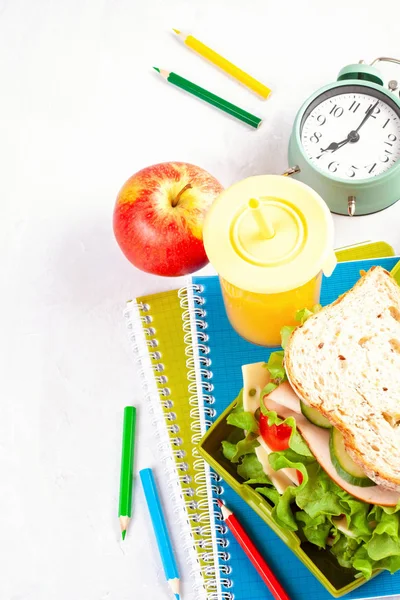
[288,58,400,216]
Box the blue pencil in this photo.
[139,468,181,600]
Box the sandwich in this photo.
[222,267,400,578]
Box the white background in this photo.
[1,1,400,599]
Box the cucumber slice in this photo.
[329,428,376,487]
[300,401,332,429]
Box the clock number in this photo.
[328,161,339,173]
[346,165,358,178]
[366,162,377,174]
[316,114,326,126]
[310,131,322,143]
[329,105,344,118]
[349,101,360,113]
[385,133,397,145]
[383,133,396,156]
[366,103,380,118]
[383,118,390,129]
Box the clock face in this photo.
[300,85,400,181]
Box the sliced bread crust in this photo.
[285,267,400,491]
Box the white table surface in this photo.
[2,1,400,599]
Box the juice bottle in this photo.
[203,175,336,346]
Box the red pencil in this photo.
[217,500,291,600]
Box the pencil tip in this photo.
[217,499,223,507]
[153,67,160,73]
[174,595,180,600]
[121,530,126,540]
[172,28,180,35]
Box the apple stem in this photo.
[172,183,192,207]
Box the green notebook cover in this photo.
[125,291,217,600]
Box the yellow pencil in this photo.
[173,29,271,99]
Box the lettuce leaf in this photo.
[364,510,400,561]
[331,534,361,569]
[280,325,296,350]
[296,512,332,549]
[227,410,259,433]
[221,440,237,461]
[222,433,259,463]
[261,352,287,413]
[226,389,259,433]
[295,304,321,325]
[260,382,278,402]
[280,304,321,349]
[255,486,280,506]
[237,454,270,485]
[265,351,286,380]
[353,549,400,579]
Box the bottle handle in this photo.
[322,251,337,277]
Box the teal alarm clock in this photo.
[288,58,400,216]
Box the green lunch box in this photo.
[198,397,379,598]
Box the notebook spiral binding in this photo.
[179,284,234,600]
[125,298,222,600]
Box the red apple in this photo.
[113,162,223,276]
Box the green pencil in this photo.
[153,67,262,129]
[119,406,137,540]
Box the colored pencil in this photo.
[173,29,271,99]
[218,500,291,600]
[119,406,137,540]
[153,67,262,129]
[140,468,181,600]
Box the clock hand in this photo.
[354,99,379,133]
[319,138,349,154]
[331,138,351,152]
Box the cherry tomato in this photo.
[259,413,292,451]
[297,471,303,485]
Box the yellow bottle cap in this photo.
[203,175,336,294]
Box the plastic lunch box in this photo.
[198,396,379,598]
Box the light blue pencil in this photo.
[139,468,181,600]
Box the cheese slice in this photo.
[257,437,300,486]
[242,362,298,492]
[332,516,356,538]
[242,362,270,414]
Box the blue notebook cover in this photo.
[193,257,400,600]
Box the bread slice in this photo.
[285,267,400,491]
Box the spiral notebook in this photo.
[125,290,220,600]
[188,256,400,600]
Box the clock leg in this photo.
[282,165,301,177]
[348,196,356,216]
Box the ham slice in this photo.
[268,382,302,414]
[265,396,400,507]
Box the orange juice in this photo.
[220,273,322,346]
[203,175,336,347]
